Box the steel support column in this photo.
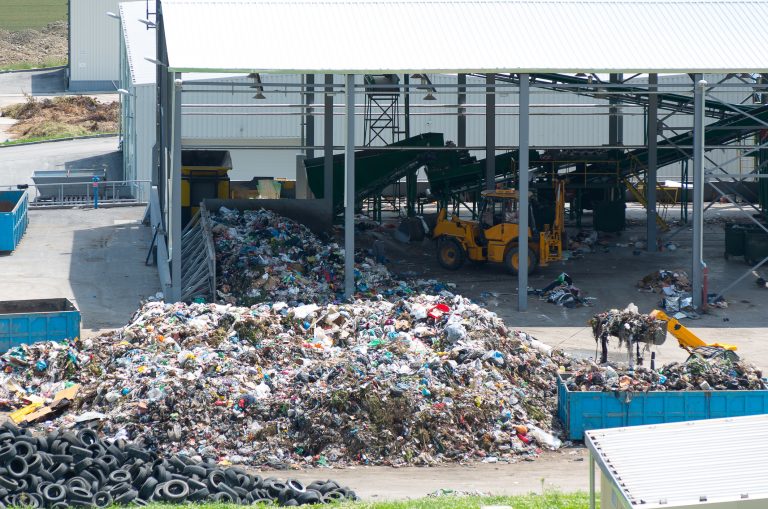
[692,77,706,310]
[305,74,314,160]
[647,73,659,251]
[609,73,624,146]
[169,72,182,302]
[458,73,466,148]
[485,74,495,190]
[344,74,356,299]
[589,455,596,509]
[518,74,530,312]
[323,74,333,204]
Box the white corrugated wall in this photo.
[69,0,122,91]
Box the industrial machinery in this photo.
[650,309,739,362]
[181,150,232,226]
[432,180,565,275]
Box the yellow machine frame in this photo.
[650,310,738,355]
[432,181,565,274]
[180,150,232,226]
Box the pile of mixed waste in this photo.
[533,273,595,308]
[564,357,765,392]
[211,207,436,306]
[6,296,569,467]
[590,305,666,348]
[637,269,699,317]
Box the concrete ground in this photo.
[0,136,120,188]
[282,449,590,499]
[0,68,116,108]
[0,206,159,331]
[375,202,768,369]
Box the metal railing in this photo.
[3,180,151,208]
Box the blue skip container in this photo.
[557,373,768,440]
[0,190,29,252]
[0,299,81,352]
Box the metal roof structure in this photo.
[160,0,768,74]
[120,1,156,85]
[586,415,768,508]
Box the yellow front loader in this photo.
[432,181,566,275]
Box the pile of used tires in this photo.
[0,422,356,507]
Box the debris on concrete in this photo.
[637,270,697,317]
[565,356,765,392]
[534,273,595,308]
[0,420,356,507]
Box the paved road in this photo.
[0,136,120,188]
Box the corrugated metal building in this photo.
[119,1,301,184]
[119,0,758,185]
[69,0,123,91]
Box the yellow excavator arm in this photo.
[650,309,738,353]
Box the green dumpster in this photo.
[745,228,768,265]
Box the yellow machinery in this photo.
[181,150,232,226]
[650,309,739,361]
[432,180,565,275]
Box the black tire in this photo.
[133,466,150,486]
[212,492,234,503]
[296,490,322,504]
[264,480,287,498]
[106,445,126,463]
[252,498,274,505]
[7,457,28,479]
[318,480,340,495]
[27,474,40,492]
[322,490,345,501]
[250,475,263,490]
[13,442,34,460]
[65,478,91,492]
[92,491,113,508]
[38,469,54,483]
[76,429,99,447]
[161,480,189,502]
[236,473,253,490]
[286,479,305,494]
[504,246,537,275]
[207,469,226,491]
[114,489,138,505]
[50,454,73,465]
[108,483,132,496]
[182,464,206,479]
[138,477,158,501]
[51,502,68,509]
[168,456,186,473]
[126,447,151,463]
[16,492,40,508]
[109,469,132,484]
[69,446,91,460]
[42,484,66,504]
[1,421,20,436]
[0,477,18,491]
[186,478,207,491]
[283,499,299,506]
[187,487,210,502]
[26,454,42,474]
[436,237,465,270]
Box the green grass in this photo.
[141,493,595,509]
[0,0,67,30]
[0,131,116,146]
[0,57,67,71]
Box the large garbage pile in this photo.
[211,207,427,306]
[564,357,765,392]
[0,420,355,508]
[60,296,566,467]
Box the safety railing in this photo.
[3,180,151,208]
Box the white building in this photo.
[69,0,123,91]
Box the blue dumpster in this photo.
[0,299,81,352]
[0,190,28,252]
[557,373,768,440]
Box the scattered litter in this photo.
[590,304,666,353]
[637,270,697,317]
[533,273,595,308]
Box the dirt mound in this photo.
[2,95,118,140]
[0,21,67,67]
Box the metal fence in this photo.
[2,180,151,208]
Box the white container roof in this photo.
[586,414,768,508]
[159,0,768,74]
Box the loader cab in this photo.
[477,190,537,234]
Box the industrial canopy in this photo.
[160,0,768,74]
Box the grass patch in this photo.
[0,131,116,146]
[139,493,595,509]
[0,0,67,30]
[0,56,67,71]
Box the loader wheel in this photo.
[505,246,537,275]
[437,238,465,271]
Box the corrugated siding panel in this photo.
[70,0,122,83]
[161,0,768,74]
[134,85,156,183]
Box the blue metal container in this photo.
[0,299,81,352]
[557,373,768,440]
[0,190,28,252]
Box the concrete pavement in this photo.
[0,207,159,331]
[0,67,116,108]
